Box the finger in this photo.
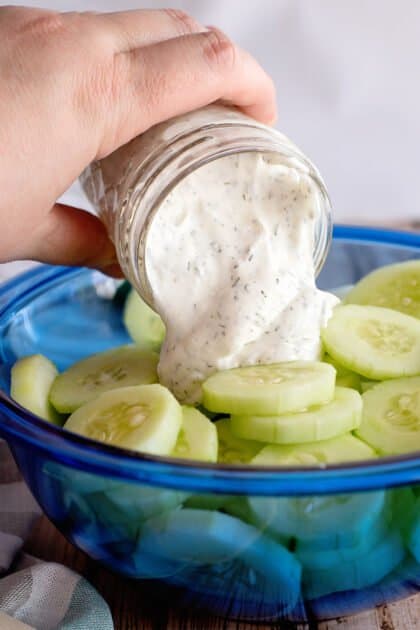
[101,28,276,155]
[2,6,203,48]
[133,28,277,125]
[24,203,122,275]
[86,9,205,50]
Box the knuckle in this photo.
[202,29,237,74]
[17,10,66,38]
[65,16,119,113]
[66,12,109,50]
[76,57,119,117]
[163,8,199,35]
[136,64,167,120]
[71,53,122,154]
[86,53,135,156]
[103,53,130,106]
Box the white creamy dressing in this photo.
[146,151,339,403]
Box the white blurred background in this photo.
[3,0,420,282]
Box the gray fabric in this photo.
[59,577,114,630]
[0,440,114,630]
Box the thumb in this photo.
[25,203,122,277]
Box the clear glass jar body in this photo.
[81,105,332,306]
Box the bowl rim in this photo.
[1,224,420,495]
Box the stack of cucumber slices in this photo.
[8,259,420,603]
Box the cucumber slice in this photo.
[231,387,362,445]
[344,260,420,319]
[390,487,417,540]
[132,549,188,579]
[360,379,379,393]
[185,494,263,528]
[249,490,387,549]
[64,384,182,456]
[412,485,420,498]
[303,531,405,600]
[323,354,361,391]
[64,492,137,553]
[216,418,263,464]
[11,354,63,425]
[138,509,301,595]
[123,289,165,352]
[72,527,122,563]
[86,491,140,541]
[104,483,186,522]
[407,497,420,562]
[322,305,420,380]
[43,461,116,495]
[356,376,420,454]
[222,496,256,524]
[251,434,376,467]
[202,361,336,416]
[297,515,390,570]
[172,407,218,462]
[335,372,361,390]
[63,492,98,529]
[331,284,353,300]
[184,494,232,511]
[50,345,158,413]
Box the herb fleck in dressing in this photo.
[146,152,338,403]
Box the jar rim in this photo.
[119,121,332,307]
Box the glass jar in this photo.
[80,105,332,306]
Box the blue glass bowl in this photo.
[1,225,420,622]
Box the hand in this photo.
[0,6,276,275]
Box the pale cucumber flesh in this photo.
[171,406,218,462]
[345,260,420,319]
[11,354,63,425]
[356,376,420,455]
[303,531,405,600]
[252,433,376,467]
[296,514,391,570]
[322,354,361,391]
[230,387,362,444]
[64,384,182,456]
[248,490,387,549]
[138,508,302,593]
[202,361,336,416]
[322,304,420,380]
[123,289,165,352]
[50,345,158,413]
[216,418,263,464]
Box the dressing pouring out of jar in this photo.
[82,105,338,403]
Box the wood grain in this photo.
[24,516,420,630]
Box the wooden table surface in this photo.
[25,516,420,630]
[25,220,420,629]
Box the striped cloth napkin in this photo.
[0,440,113,630]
